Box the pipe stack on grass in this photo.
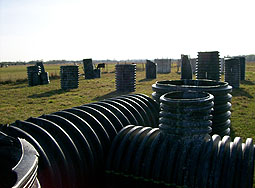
[60,65,79,90]
[155,59,171,74]
[181,55,192,79]
[83,59,94,79]
[224,58,240,89]
[27,62,50,86]
[190,58,197,74]
[146,60,157,79]
[115,64,136,92]
[196,51,221,81]
[152,79,232,137]
[239,56,246,81]
[106,91,254,188]
[220,58,225,74]
[36,62,50,85]
[0,94,159,188]
[27,66,41,86]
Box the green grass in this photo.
[230,70,255,141]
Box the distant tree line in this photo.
[1,55,255,67]
[0,60,83,67]
[245,55,255,62]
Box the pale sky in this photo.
[0,0,254,62]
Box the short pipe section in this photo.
[159,91,214,139]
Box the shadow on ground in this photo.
[241,80,255,85]
[230,126,237,140]
[231,88,253,98]
[28,89,65,98]
[138,78,156,83]
[1,79,28,90]
[93,90,131,101]
[5,85,27,90]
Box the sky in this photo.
[0,0,255,62]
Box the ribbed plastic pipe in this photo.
[0,131,40,188]
[0,93,158,188]
[159,91,214,138]
[105,91,254,188]
[106,126,254,188]
[152,79,232,137]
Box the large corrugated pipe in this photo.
[106,91,254,188]
[159,91,214,138]
[152,79,232,137]
[0,131,40,188]
[106,126,254,188]
[0,94,159,188]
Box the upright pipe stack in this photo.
[27,66,41,86]
[181,55,192,79]
[155,59,171,74]
[152,80,232,137]
[60,65,79,90]
[190,58,197,74]
[224,58,240,88]
[220,58,225,74]
[146,60,157,79]
[83,59,94,79]
[36,62,50,85]
[115,64,136,92]
[239,56,246,81]
[196,51,221,81]
[27,62,50,86]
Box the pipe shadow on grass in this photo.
[230,126,236,140]
[28,89,65,98]
[231,88,253,98]
[138,78,156,83]
[241,80,255,85]
[93,90,131,101]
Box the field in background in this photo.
[0,62,150,83]
[0,62,255,143]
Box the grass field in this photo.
[0,62,255,142]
